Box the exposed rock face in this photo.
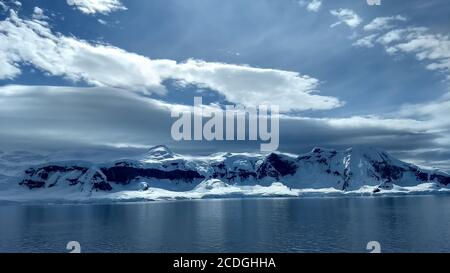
[18,146,450,192]
[100,163,204,185]
[20,160,205,191]
[21,165,90,189]
[257,153,298,179]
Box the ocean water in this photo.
[0,195,450,253]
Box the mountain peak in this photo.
[143,145,174,160]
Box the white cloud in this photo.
[0,10,166,93]
[66,0,126,15]
[389,32,450,76]
[399,93,450,128]
[0,10,342,111]
[0,1,22,12]
[322,116,424,131]
[363,15,406,32]
[97,18,107,25]
[298,0,322,12]
[32,7,47,20]
[154,59,342,111]
[330,8,362,29]
[376,28,410,45]
[353,34,377,48]
[357,26,450,79]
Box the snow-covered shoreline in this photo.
[1,181,449,204]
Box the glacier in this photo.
[0,145,449,202]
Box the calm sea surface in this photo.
[1,195,449,252]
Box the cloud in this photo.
[395,148,450,172]
[363,15,406,31]
[97,18,107,25]
[376,28,412,45]
[356,25,450,79]
[0,85,174,151]
[32,7,48,20]
[384,31,450,77]
[399,92,450,128]
[352,34,377,48]
[298,0,322,12]
[66,0,126,15]
[0,10,166,93]
[0,1,22,13]
[1,85,448,169]
[154,59,342,111]
[396,93,450,168]
[0,10,342,111]
[330,8,362,29]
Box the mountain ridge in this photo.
[15,146,450,196]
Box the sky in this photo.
[0,0,449,170]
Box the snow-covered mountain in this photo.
[3,146,447,201]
